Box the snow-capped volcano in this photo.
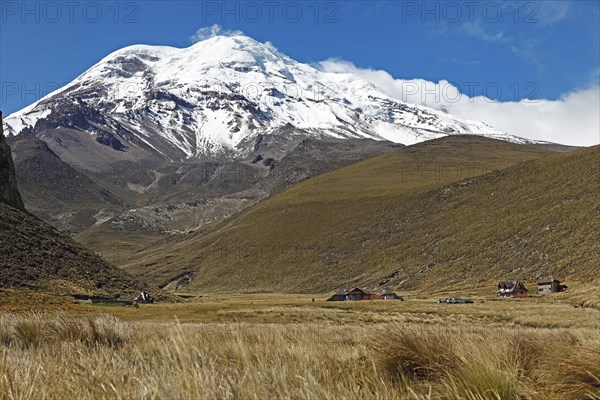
[3,35,532,159]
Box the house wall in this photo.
[539,281,562,294]
[498,291,527,298]
[539,284,552,294]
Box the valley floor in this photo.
[1,290,599,399]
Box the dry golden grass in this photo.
[1,293,599,399]
[561,286,600,310]
[374,325,600,399]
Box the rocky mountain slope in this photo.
[0,202,147,296]
[118,136,590,293]
[0,113,146,296]
[7,135,133,231]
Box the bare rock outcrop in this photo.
[0,111,25,210]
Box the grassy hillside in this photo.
[0,202,147,296]
[120,136,586,292]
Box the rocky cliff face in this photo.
[0,112,25,211]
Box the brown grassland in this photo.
[1,288,599,400]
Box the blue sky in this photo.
[1,0,599,116]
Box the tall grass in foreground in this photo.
[0,314,598,399]
[0,313,127,349]
[373,325,600,399]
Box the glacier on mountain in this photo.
[3,35,541,159]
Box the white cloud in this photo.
[190,24,244,43]
[318,59,600,146]
[460,22,504,42]
[509,39,543,71]
[449,87,600,146]
[535,1,570,26]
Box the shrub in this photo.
[13,319,43,348]
[48,315,128,347]
[558,338,600,398]
[443,351,520,400]
[372,325,458,381]
[0,323,13,346]
[86,316,128,348]
[1,314,129,349]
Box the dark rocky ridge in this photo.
[0,202,147,296]
[0,112,25,211]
